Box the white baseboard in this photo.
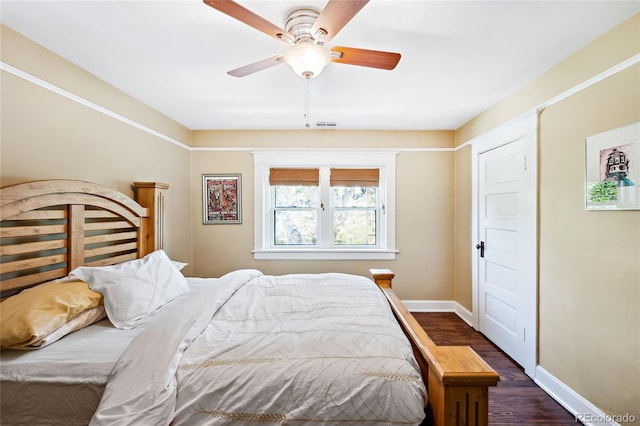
[402,300,474,327]
[534,366,628,426]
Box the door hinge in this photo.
[524,155,527,171]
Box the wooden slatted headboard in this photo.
[0,180,167,298]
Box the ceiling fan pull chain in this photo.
[304,76,311,128]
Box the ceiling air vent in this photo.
[315,122,338,128]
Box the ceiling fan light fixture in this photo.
[284,42,330,79]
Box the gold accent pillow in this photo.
[0,279,103,349]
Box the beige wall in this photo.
[453,145,473,310]
[0,25,193,266]
[190,130,455,300]
[538,64,639,422]
[454,13,639,423]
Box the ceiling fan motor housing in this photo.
[285,8,326,44]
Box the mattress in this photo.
[0,277,216,425]
[0,319,141,425]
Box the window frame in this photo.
[253,150,397,260]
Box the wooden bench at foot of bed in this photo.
[370,269,499,426]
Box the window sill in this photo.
[252,249,398,261]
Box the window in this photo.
[271,167,320,245]
[271,167,378,246]
[253,151,397,260]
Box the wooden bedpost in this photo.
[369,268,395,288]
[133,182,169,253]
[370,269,499,426]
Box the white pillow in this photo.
[172,260,188,271]
[71,250,189,329]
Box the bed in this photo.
[0,179,498,426]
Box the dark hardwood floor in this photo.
[414,312,577,426]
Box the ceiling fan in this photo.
[203,0,401,79]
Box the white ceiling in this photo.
[1,1,638,131]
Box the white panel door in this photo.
[477,134,536,375]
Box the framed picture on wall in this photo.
[585,122,640,210]
[202,174,242,224]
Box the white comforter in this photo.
[91,270,426,425]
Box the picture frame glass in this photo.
[585,122,640,210]
[202,174,242,224]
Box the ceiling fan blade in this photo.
[203,0,293,43]
[227,55,285,78]
[311,0,369,42]
[330,46,401,70]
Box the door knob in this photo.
[476,241,485,258]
